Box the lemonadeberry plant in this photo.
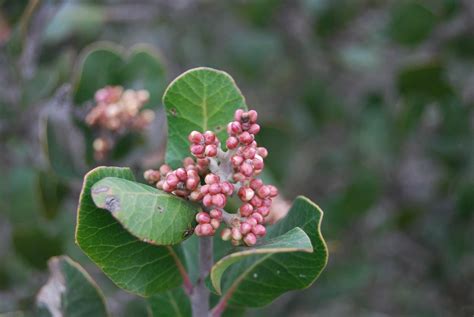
[61,68,327,317]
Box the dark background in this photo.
[1,0,473,316]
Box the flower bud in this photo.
[226,136,239,149]
[221,182,234,195]
[210,218,221,229]
[196,212,211,223]
[175,168,187,181]
[249,178,263,190]
[205,173,220,184]
[191,144,205,156]
[234,109,244,121]
[257,185,271,198]
[240,161,254,177]
[240,222,252,235]
[248,110,258,123]
[252,224,266,237]
[221,228,232,240]
[212,194,226,208]
[238,187,255,202]
[256,206,270,217]
[189,190,203,201]
[189,131,203,144]
[251,212,264,224]
[159,164,172,175]
[202,194,213,207]
[209,209,222,220]
[238,132,253,145]
[183,157,195,167]
[209,183,221,195]
[246,218,258,226]
[199,223,213,236]
[243,233,257,246]
[144,169,160,183]
[231,155,244,167]
[256,147,268,158]
[239,203,253,217]
[248,123,260,135]
[205,144,218,157]
[231,227,242,241]
[268,185,278,197]
[166,174,179,187]
[203,131,216,143]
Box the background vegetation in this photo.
[0,0,473,316]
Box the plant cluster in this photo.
[144,109,278,246]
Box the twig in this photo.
[191,236,213,317]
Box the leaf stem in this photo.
[191,236,213,317]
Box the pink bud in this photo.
[162,181,171,192]
[200,184,209,194]
[252,224,266,237]
[240,162,254,177]
[242,146,256,159]
[257,185,271,198]
[248,110,258,123]
[226,136,239,149]
[205,144,217,157]
[251,212,264,224]
[248,123,260,135]
[268,185,278,197]
[231,155,244,167]
[239,203,253,217]
[238,131,253,145]
[166,174,179,187]
[175,168,187,181]
[203,131,216,144]
[189,190,203,201]
[227,121,242,135]
[156,180,164,190]
[233,173,246,182]
[231,227,242,240]
[257,206,270,217]
[186,178,199,190]
[159,164,172,175]
[246,218,258,226]
[209,183,221,195]
[240,222,252,235]
[234,109,244,121]
[249,178,263,190]
[191,144,205,156]
[243,233,257,246]
[252,155,264,170]
[263,198,272,207]
[238,187,255,202]
[144,169,160,183]
[195,224,203,236]
[200,223,214,236]
[205,173,220,184]
[202,194,213,207]
[250,196,263,207]
[188,131,203,144]
[210,209,222,220]
[196,212,210,223]
[221,182,234,195]
[212,194,226,208]
[210,218,220,229]
[257,147,268,158]
[183,157,195,167]
[221,228,232,240]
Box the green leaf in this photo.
[73,43,165,106]
[75,166,186,296]
[37,170,68,220]
[210,227,312,294]
[90,177,198,245]
[36,256,108,317]
[147,287,191,317]
[13,228,63,270]
[215,196,328,308]
[397,61,453,100]
[162,67,247,167]
[389,1,436,46]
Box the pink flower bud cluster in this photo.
[201,174,234,209]
[144,109,278,246]
[188,131,219,158]
[87,86,155,160]
[194,209,222,237]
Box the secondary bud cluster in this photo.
[188,131,219,158]
[86,86,155,160]
[194,209,222,236]
[144,109,278,246]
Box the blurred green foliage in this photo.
[0,0,473,316]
